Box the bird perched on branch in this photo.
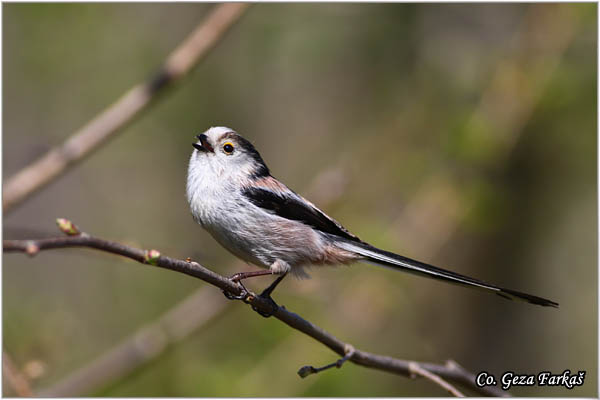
[186,126,558,316]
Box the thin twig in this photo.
[297,344,355,378]
[2,3,249,213]
[4,221,508,397]
[409,361,465,397]
[2,350,33,397]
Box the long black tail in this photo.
[335,240,558,308]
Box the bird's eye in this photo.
[223,142,234,154]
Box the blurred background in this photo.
[3,3,597,397]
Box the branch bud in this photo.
[144,249,161,265]
[25,241,39,256]
[56,218,80,236]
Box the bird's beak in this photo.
[193,134,214,153]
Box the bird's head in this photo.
[189,127,270,183]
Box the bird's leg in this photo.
[222,269,273,301]
[251,272,289,318]
[260,272,288,299]
[251,260,290,318]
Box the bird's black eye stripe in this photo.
[223,142,234,154]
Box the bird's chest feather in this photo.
[187,175,259,255]
[187,162,235,224]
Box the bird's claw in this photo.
[222,277,249,301]
[222,289,248,301]
[222,273,281,317]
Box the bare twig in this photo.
[2,3,249,213]
[3,350,33,397]
[409,361,465,397]
[297,344,355,378]
[4,221,508,397]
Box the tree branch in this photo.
[409,361,465,397]
[2,3,249,213]
[5,221,509,397]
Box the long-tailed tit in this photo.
[186,126,558,313]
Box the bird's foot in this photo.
[222,274,250,301]
[222,271,284,317]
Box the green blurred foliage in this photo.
[3,3,597,397]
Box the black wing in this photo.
[242,187,362,243]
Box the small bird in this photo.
[186,127,558,313]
